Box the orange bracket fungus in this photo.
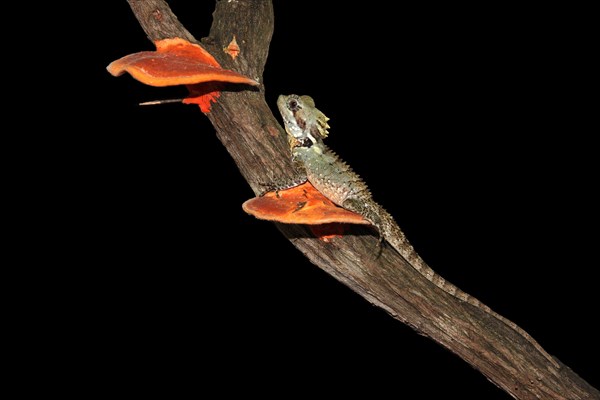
[242,182,369,241]
[224,35,240,60]
[107,37,258,112]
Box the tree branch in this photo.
[120,1,598,399]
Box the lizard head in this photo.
[277,94,330,146]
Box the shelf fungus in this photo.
[107,37,258,112]
[242,182,369,241]
[224,35,240,60]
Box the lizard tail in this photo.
[363,202,559,369]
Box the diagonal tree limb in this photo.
[121,1,598,399]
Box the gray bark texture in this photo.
[119,1,598,399]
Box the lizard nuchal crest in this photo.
[276,94,558,368]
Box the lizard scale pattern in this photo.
[276,94,558,368]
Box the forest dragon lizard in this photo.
[276,93,558,368]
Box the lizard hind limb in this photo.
[276,93,560,369]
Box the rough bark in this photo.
[121,1,598,399]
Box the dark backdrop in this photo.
[80,2,596,398]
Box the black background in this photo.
[77,1,597,398]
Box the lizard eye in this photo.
[288,99,300,111]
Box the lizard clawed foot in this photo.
[257,177,307,197]
[374,231,386,258]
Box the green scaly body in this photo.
[276,93,558,368]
